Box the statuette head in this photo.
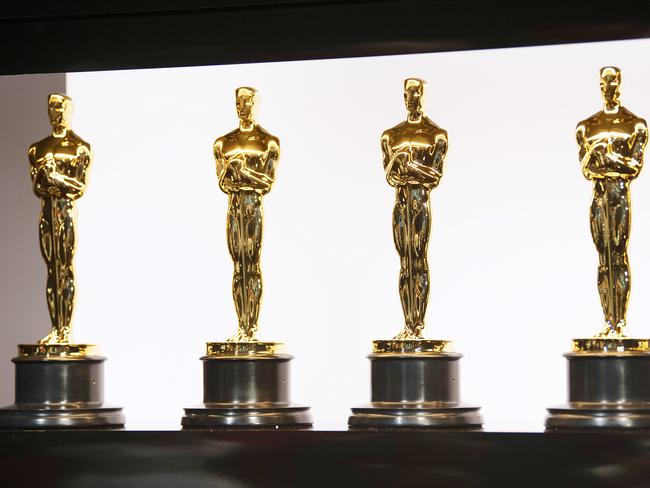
[47,93,73,134]
[235,87,257,129]
[599,66,621,111]
[404,78,425,121]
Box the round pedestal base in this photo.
[546,405,650,430]
[546,351,650,430]
[182,353,312,430]
[182,405,312,430]
[349,350,482,430]
[0,354,124,430]
[349,404,482,430]
[0,405,125,430]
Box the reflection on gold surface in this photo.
[574,67,649,353]
[17,343,99,358]
[212,87,280,351]
[27,94,92,347]
[380,79,448,345]
[572,338,650,354]
[206,341,285,358]
[372,339,453,355]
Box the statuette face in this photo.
[576,67,648,340]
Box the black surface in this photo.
[2,431,650,487]
[0,0,649,75]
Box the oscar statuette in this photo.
[182,87,312,429]
[546,67,650,430]
[0,94,124,429]
[349,79,483,429]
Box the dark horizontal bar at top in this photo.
[0,0,336,20]
[2,431,650,487]
[0,0,649,75]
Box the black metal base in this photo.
[349,352,482,429]
[182,355,312,430]
[546,352,650,430]
[0,355,124,430]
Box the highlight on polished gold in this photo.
[209,87,282,357]
[21,93,94,357]
[575,66,648,353]
[377,78,449,354]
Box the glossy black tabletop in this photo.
[2,430,650,487]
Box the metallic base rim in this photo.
[205,341,286,358]
[546,404,650,430]
[571,337,650,354]
[182,404,312,429]
[17,343,100,359]
[0,405,125,430]
[349,403,483,429]
[372,339,454,356]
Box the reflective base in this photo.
[0,355,124,430]
[182,405,312,429]
[349,351,482,430]
[349,404,483,430]
[546,351,650,430]
[182,354,312,430]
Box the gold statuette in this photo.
[348,79,482,429]
[182,90,311,428]
[545,68,650,430]
[376,78,449,354]
[575,67,648,353]
[20,93,96,358]
[0,95,124,428]
[209,87,282,357]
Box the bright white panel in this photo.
[67,38,650,431]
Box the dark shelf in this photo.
[0,0,649,75]
[2,430,650,487]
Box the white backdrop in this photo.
[65,38,650,431]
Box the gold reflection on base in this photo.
[205,341,285,358]
[572,337,650,353]
[372,339,453,355]
[17,343,99,358]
